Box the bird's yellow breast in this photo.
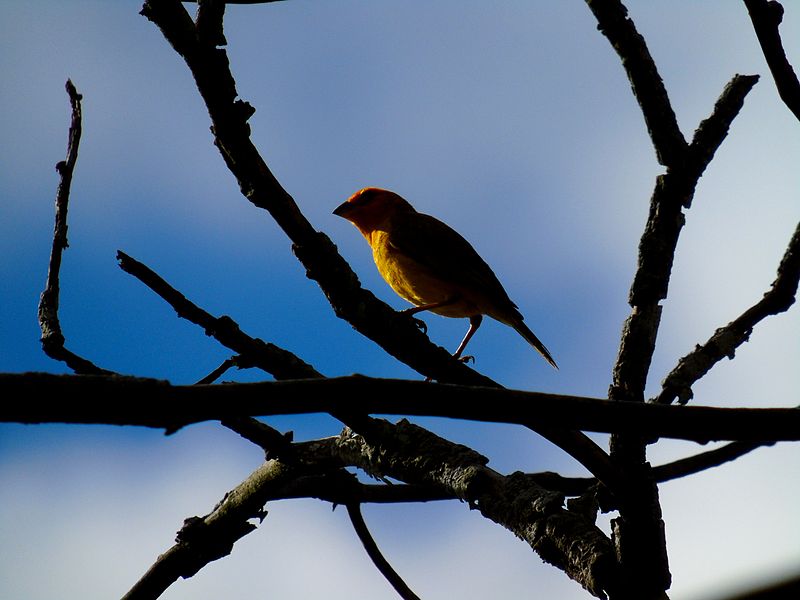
[368,229,481,317]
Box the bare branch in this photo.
[117,250,323,381]
[4,373,799,444]
[651,441,773,484]
[37,80,113,376]
[121,459,294,600]
[584,0,686,166]
[656,222,800,405]
[346,503,422,600]
[744,0,800,120]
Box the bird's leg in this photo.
[453,314,482,361]
[401,297,458,334]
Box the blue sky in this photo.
[1,2,799,599]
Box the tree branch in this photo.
[744,0,800,120]
[655,222,800,405]
[121,459,294,600]
[4,373,799,443]
[37,80,113,376]
[584,0,686,166]
[117,250,323,381]
[346,503,421,600]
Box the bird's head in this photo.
[333,187,415,236]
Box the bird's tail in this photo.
[511,318,558,369]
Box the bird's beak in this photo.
[332,201,352,219]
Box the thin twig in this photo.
[346,503,422,600]
[196,357,239,384]
[37,80,112,375]
[651,441,773,483]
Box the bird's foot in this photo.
[455,355,475,364]
[400,309,428,333]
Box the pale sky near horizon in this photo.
[1,2,799,599]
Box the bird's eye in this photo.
[356,189,376,206]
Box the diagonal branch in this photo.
[38,80,113,376]
[138,0,495,387]
[121,459,295,600]
[651,440,773,484]
[655,222,800,405]
[117,250,323,381]
[744,0,800,120]
[584,0,687,166]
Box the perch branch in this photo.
[138,0,496,387]
[117,246,617,492]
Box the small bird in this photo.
[333,187,557,368]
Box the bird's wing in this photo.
[389,211,518,310]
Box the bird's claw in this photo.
[401,309,427,333]
[456,355,475,364]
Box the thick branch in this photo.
[656,222,800,405]
[333,419,620,599]
[3,373,799,443]
[37,80,112,376]
[744,0,800,120]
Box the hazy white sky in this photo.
[1,2,798,599]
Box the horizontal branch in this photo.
[3,373,799,443]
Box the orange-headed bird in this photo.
[333,187,557,368]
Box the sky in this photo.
[1,1,799,599]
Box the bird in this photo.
[333,187,557,368]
